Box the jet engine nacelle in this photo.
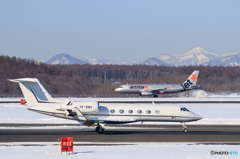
[140,91,153,96]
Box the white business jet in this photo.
[9,78,202,133]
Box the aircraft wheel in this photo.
[97,128,104,134]
[183,128,188,133]
[95,126,100,132]
[153,95,158,98]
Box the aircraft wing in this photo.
[80,118,136,126]
[88,117,136,123]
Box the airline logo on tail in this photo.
[183,80,193,89]
[189,74,198,82]
[182,71,199,89]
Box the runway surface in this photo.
[0,125,240,142]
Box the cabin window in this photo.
[119,109,124,113]
[110,109,115,113]
[155,110,160,114]
[137,110,142,114]
[128,110,133,114]
[146,110,151,114]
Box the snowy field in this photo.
[0,142,239,159]
[1,96,240,159]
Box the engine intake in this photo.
[140,91,153,96]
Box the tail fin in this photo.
[182,70,199,89]
[9,78,54,106]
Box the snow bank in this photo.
[0,142,239,159]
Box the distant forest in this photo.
[0,55,240,97]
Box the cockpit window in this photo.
[118,86,123,88]
[181,107,189,111]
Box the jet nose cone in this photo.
[195,114,202,121]
[115,88,123,92]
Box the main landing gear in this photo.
[95,123,105,134]
[181,122,188,133]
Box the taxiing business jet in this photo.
[115,70,200,97]
[9,78,202,133]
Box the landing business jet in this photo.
[9,78,202,133]
[115,70,200,97]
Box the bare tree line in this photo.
[0,55,240,97]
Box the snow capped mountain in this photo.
[128,47,222,66]
[129,55,176,66]
[143,47,240,66]
[86,58,117,65]
[45,48,240,66]
[220,52,240,57]
[205,54,240,66]
[45,54,89,65]
[156,54,178,64]
[222,54,240,66]
[45,54,118,65]
[172,47,221,66]
[134,56,173,66]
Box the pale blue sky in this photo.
[1,0,240,62]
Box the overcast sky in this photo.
[1,0,240,62]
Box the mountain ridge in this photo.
[45,47,240,66]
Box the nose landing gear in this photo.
[181,122,188,133]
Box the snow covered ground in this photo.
[0,142,239,159]
[1,97,240,159]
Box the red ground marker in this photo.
[60,137,74,154]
